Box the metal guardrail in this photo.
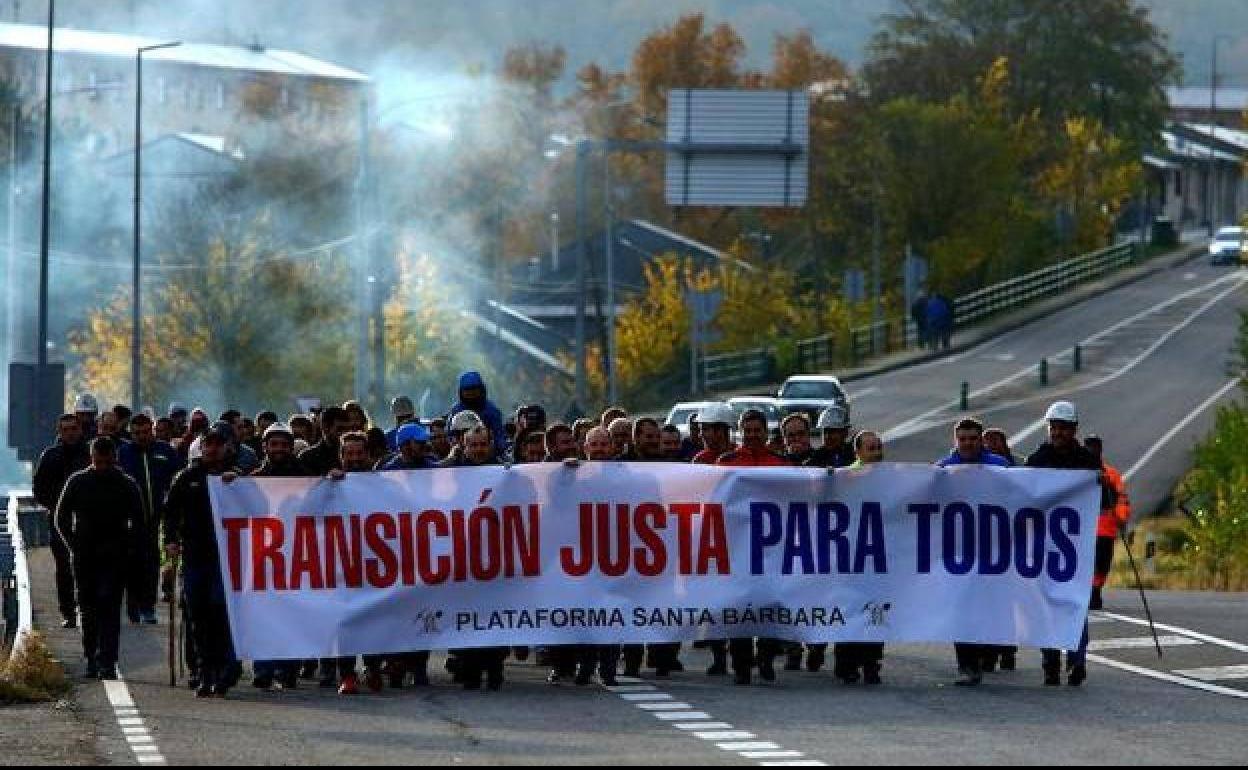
[3,492,35,659]
[702,242,1140,389]
[953,242,1136,328]
[791,242,1138,374]
[701,348,774,391]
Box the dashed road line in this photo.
[1087,635,1203,651]
[1088,654,1248,700]
[1089,612,1248,700]
[1096,611,1248,654]
[102,671,167,766]
[1172,665,1248,682]
[606,678,825,766]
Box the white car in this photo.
[776,375,851,424]
[727,396,785,433]
[1209,226,1245,266]
[665,401,721,439]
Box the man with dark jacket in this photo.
[936,417,1011,686]
[797,406,857,675]
[620,418,682,679]
[244,422,306,691]
[34,414,90,628]
[448,371,507,456]
[1025,401,1109,688]
[442,426,511,690]
[808,406,856,469]
[55,437,142,679]
[164,424,239,697]
[119,413,183,625]
[299,405,349,477]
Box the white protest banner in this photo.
[208,463,1099,661]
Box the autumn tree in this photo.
[69,176,355,413]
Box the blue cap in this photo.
[396,423,430,445]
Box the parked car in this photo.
[726,396,785,433]
[776,375,851,424]
[665,401,721,439]
[1210,226,1246,266]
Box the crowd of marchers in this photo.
[34,369,1129,698]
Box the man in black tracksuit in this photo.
[118,413,183,625]
[34,414,90,628]
[54,436,142,679]
[164,425,239,697]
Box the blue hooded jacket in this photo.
[449,371,507,455]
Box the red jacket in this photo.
[716,445,792,468]
[1098,464,1130,538]
[693,443,737,465]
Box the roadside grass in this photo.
[1110,516,1248,592]
[0,632,70,705]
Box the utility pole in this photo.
[133,41,181,412]
[32,0,53,438]
[604,143,617,407]
[573,140,588,415]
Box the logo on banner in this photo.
[412,609,444,634]
[863,601,893,628]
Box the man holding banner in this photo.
[1026,401,1109,687]
[718,409,792,686]
[205,404,1101,697]
[165,423,239,698]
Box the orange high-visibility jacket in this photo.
[1097,464,1130,538]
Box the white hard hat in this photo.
[696,403,737,427]
[449,410,483,433]
[1044,400,1078,423]
[74,393,99,414]
[816,406,851,430]
[263,422,294,441]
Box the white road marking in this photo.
[606,678,820,765]
[1010,418,1048,447]
[1097,611,1248,654]
[1087,635,1202,651]
[759,762,828,767]
[636,701,694,710]
[694,731,758,740]
[654,711,712,720]
[103,673,167,766]
[1122,378,1242,481]
[1171,665,1248,682]
[962,275,1248,422]
[1088,654,1248,700]
[675,722,735,730]
[884,272,1248,440]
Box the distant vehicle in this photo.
[1210,226,1245,266]
[726,396,785,433]
[776,375,851,424]
[665,401,721,439]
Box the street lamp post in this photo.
[1207,34,1235,235]
[133,41,181,411]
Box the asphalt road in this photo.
[845,259,1248,517]
[27,259,1248,766]
[43,579,1248,766]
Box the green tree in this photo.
[865,0,1179,151]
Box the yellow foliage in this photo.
[1038,117,1142,253]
